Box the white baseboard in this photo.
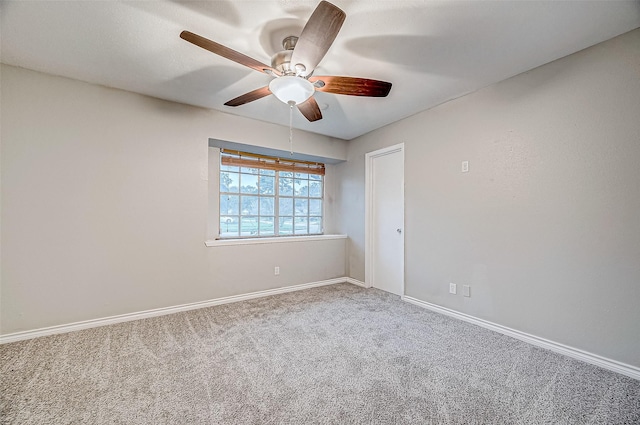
[0,278,348,345]
[345,277,368,288]
[402,295,640,381]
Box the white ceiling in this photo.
[2,1,639,140]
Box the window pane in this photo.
[309,173,322,181]
[279,178,293,196]
[241,167,259,175]
[259,175,275,195]
[294,217,308,234]
[220,216,239,237]
[260,197,275,215]
[309,199,322,216]
[281,171,293,178]
[309,217,322,234]
[240,174,258,194]
[279,217,293,235]
[295,173,309,179]
[221,164,239,172]
[294,179,309,196]
[220,195,239,215]
[259,217,275,236]
[279,197,293,216]
[240,196,259,215]
[294,198,308,215]
[309,180,322,198]
[261,169,275,176]
[221,172,239,193]
[240,216,259,236]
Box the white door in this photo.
[365,144,404,296]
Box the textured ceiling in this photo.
[2,1,639,140]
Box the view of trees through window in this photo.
[219,156,323,238]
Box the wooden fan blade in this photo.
[289,1,345,77]
[297,97,323,122]
[224,86,272,107]
[309,76,392,97]
[180,31,277,75]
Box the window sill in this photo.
[205,234,347,247]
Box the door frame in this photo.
[364,143,405,294]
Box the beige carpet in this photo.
[2,283,639,424]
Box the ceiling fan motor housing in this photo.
[271,36,304,76]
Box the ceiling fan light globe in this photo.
[269,76,314,105]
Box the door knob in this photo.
[397,228,402,234]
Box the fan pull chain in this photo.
[288,100,295,155]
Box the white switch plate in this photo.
[463,285,470,297]
[274,266,280,276]
[449,283,457,294]
[462,161,469,173]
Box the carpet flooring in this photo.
[1,283,639,424]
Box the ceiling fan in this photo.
[180,1,392,122]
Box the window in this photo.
[219,150,324,238]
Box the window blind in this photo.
[220,149,325,176]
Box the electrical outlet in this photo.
[449,283,457,294]
[274,266,280,276]
[463,285,470,297]
[462,161,469,173]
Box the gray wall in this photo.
[336,29,640,367]
[1,65,347,334]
